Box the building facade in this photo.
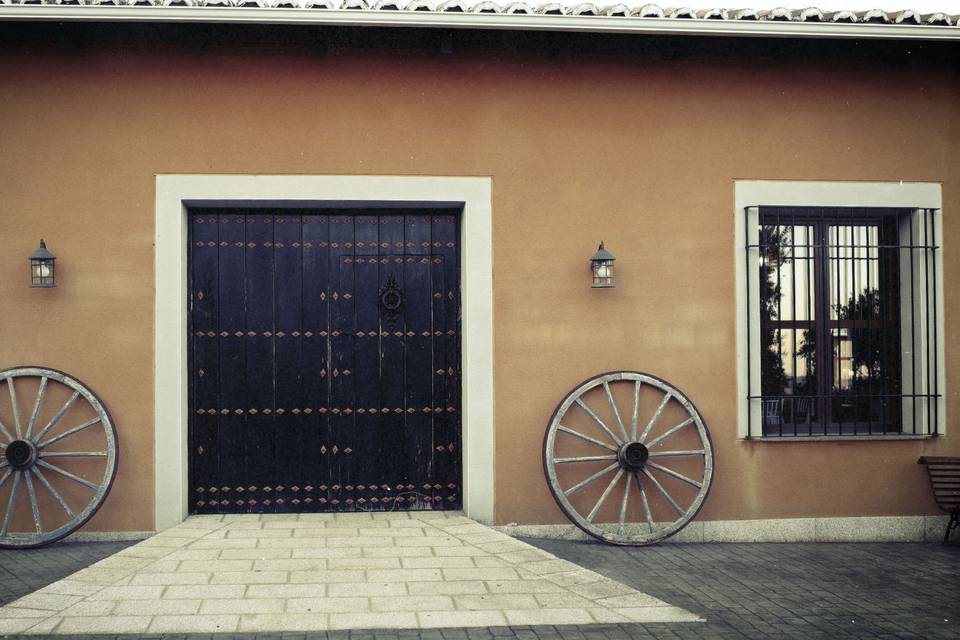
[0,6,957,542]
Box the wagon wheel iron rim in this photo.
[543,371,714,546]
[0,366,118,549]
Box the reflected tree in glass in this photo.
[759,225,788,398]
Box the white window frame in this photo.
[735,181,945,439]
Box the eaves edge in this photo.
[2,7,960,40]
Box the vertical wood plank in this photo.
[432,210,462,510]
[403,213,434,509]
[329,213,357,511]
[378,213,406,510]
[188,211,220,514]
[352,213,381,510]
[301,213,331,510]
[273,212,303,513]
[216,211,249,512]
[244,212,276,513]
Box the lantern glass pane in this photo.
[591,260,614,288]
[31,259,55,287]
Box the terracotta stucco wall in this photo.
[0,26,957,531]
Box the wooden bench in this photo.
[918,456,960,542]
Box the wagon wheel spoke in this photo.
[642,467,685,517]
[25,471,42,534]
[36,461,99,491]
[617,473,630,537]
[645,417,694,449]
[7,380,22,440]
[586,469,624,523]
[33,391,80,445]
[39,417,101,450]
[646,461,703,489]
[555,455,617,464]
[0,367,117,548]
[638,391,672,444]
[0,418,13,446]
[40,452,108,458]
[635,471,655,533]
[563,462,619,497]
[1,471,22,537]
[32,466,75,519]
[557,426,617,452]
[602,382,629,443]
[648,450,705,457]
[25,377,47,441]
[574,398,622,446]
[545,372,713,546]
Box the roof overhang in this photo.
[1,6,959,41]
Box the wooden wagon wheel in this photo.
[0,367,118,548]
[544,371,713,546]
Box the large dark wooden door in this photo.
[188,210,461,513]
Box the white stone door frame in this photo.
[154,175,495,531]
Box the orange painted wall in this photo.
[0,26,956,530]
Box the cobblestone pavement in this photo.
[524,537,960,640]
[0,534,956,639]
[0,540,136,607]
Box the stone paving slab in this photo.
[0,512,698,635]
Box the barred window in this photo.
[744,206,941,438]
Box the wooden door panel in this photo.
[188,210,461,513]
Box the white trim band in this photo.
[3,7,960,40]
[498,515,952,542]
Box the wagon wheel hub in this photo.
[5,440,37,471]
[617,442,648,471]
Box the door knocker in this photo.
[379,273,403,324]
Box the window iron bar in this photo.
[909,212,917,434]
[749,393,941,399]
[746,243,939,250]
[748,206,941,438]
[930,209,940,435]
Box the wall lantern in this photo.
[29,239,56,288]
[590,241,616,288]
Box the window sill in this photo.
[743,434,938,442]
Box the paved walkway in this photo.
[527,536,960,640]
[0,512,696,635]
